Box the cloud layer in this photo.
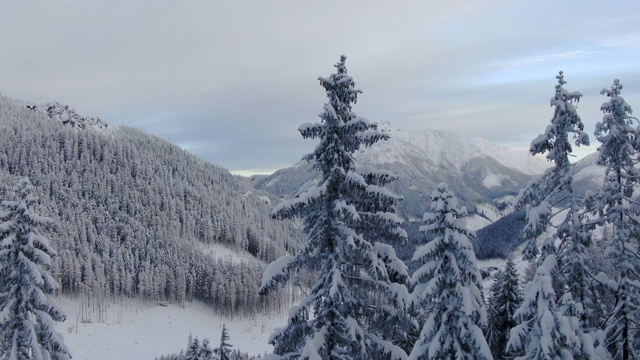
[2,1,639,174]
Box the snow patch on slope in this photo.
[194,242,264,265]
[483,173,508,188]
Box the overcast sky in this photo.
[2,1,639,175]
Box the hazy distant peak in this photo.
[358,128,550,176]
[471,137,551,175]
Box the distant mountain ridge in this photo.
[252,128,551,219]
[473,152,604,260]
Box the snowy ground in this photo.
[55,296,287,360]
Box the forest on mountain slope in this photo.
[0,96,303,317]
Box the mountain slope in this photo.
[0,95,302,316]
[472,152,604,260]
[253,128,550,219]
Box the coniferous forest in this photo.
[1,54,639,360]
[0,97,302,318]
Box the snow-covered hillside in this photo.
[0,94,303,324]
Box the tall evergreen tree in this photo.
[186,337,201,360]
[409,183,491,360]
[259,55,409,359]
[586,79,640,360]
[517,70,590,261]
[486,258,523,360]
[218,324,232,360]
[199,339,213,360]
[512,71,603,359]
[507,255,597,359]
[0,178,71,360]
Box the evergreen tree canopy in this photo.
[508,255,595,360]
[218,324,232,360]
[260,55,409,360]
[517,71,589,261]
[0,178,70,360]
[512,72,603,359]
[486,258,523,360]
[409,183,491,360]
[587,79,640,360]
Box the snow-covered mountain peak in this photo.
[357,128,476,170]
[26,102,111,133]
[359,128,550,175]
[471,137,551,175]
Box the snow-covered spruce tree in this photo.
[507,254,599,359]
[511,71,603,359]
[259,55,409,359]
[218,324,232,360]
[199,339,213,360]
[0,178,71,360]
[586,79,640,360]
[186,337,201,360]
[517,70,590,262]
[485,258,522,360]
[409,183,491,360]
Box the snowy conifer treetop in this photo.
[410,182,492,360]
[260,55,410,360]
[0,178,71,360]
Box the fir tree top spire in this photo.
[602,78,622,97]
[335,54,348,73]
[555,70,566,87]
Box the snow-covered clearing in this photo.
[194,242,262,265]
[55,296,286,359]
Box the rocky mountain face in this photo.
[27,102,110,131]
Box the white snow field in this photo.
[54,296,287,359]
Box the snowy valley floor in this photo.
[53,257,513,360]
[54,296,286,360]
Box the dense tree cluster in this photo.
[155,329,253,360]
[587,79,640,359]
[0,178,71,360]
[506,74,640,359]
[263,62,640,360]
[0,95,302,318]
